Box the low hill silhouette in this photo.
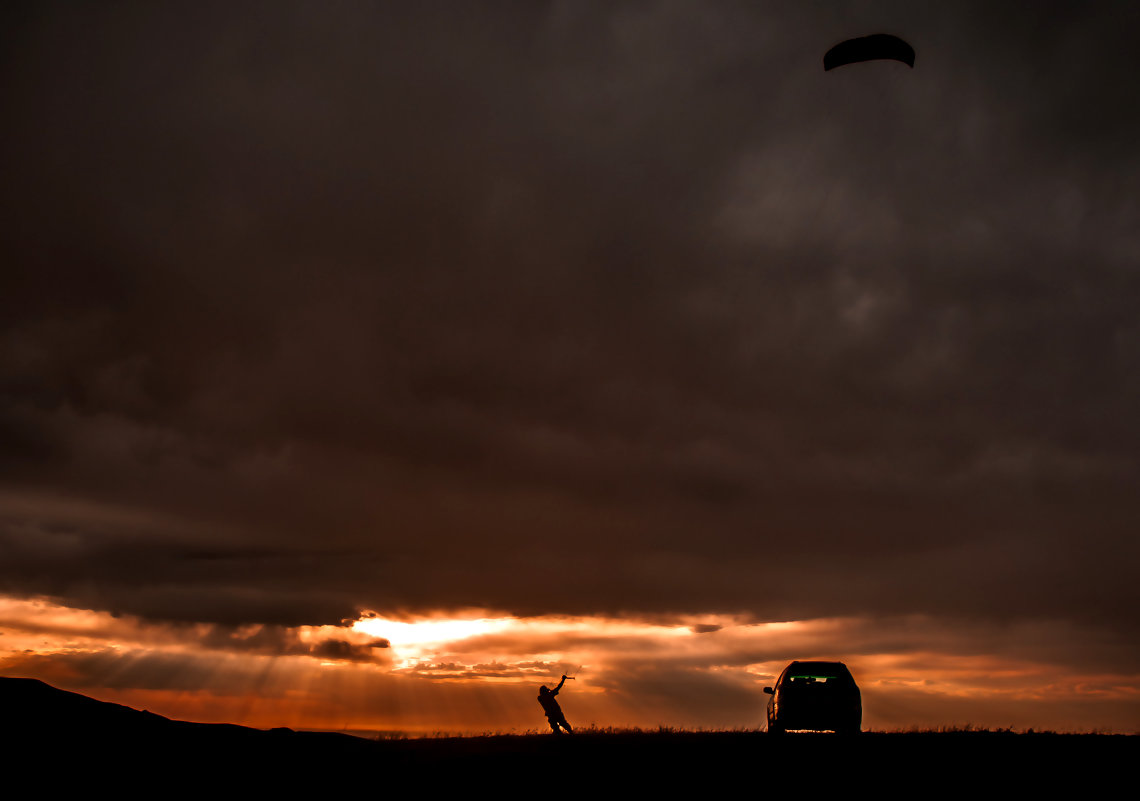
[2,677,1132,791]
[1,677,375,763]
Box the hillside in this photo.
[2,677,1133,791]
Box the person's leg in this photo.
[548,717,562,733]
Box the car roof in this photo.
[785,661,850,673]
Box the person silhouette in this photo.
[537,675,573,734]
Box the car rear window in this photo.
[784,664,851,684]
[786,673,840,683]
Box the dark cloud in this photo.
[1,0,1137,674]
[196,624,389,662]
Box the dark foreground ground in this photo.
[3,677,1134,792]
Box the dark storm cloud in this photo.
[1,2,1137,642]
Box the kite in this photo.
[824,34,915,71]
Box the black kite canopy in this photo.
[824,34,915,71]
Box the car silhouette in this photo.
[764,661,861,734]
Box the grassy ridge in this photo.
[5,677,1133,791]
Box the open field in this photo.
[4,677,1134,791]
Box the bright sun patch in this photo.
[353,614,513,649]
[349,612,721,671]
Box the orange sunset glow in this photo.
[3,596,1136,734]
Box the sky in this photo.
[1,1,1138,734]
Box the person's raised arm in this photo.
[552,675,567,695]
